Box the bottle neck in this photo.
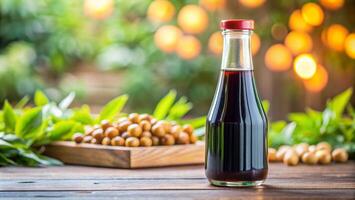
[221,30,253,71]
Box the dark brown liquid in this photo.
[205,70,268,182]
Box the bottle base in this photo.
[210,179,265,187]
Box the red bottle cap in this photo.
[220,19,254,30]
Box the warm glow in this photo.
[264,44,293,71]
[177,5,209,34]
[289,10,313,32]
[238,0,266,8]
[176,35,201,60]
[147,0,175,23]
[154,25,182,53]
[325,24,349,51]
[294,54,317,79]
[344,33,355,59]
[319,0,344,10]
[304,65,328,92]
[251,33,261,55]
[84,0,114,20]
[285,31,313,55]
[208,32,223,55]
[301,3,324,26]
[200,0,225,11]
[321,29,327,46]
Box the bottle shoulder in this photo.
[207,70,267,124]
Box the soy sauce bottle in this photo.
[205,19,268,187]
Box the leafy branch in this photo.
[267,88,355,157]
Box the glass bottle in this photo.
[205,19,268,187]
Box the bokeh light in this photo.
[265,44,293,71]
[177,5,209,34]
[344,33,355,59]
[200,0,225,11]
[294,54,317,79]
[176,35,201,60]
[208,32,223,55]
[154,25,182,53]
[303,65,328,92]
[84,0,114,20]
[147,0,175,23]
[271,23,288,41]
[319,0,344,10]
[238,0,266,8]
[285,31,313,55]
[251,33,261,55]
[289,9,313,32]
[301,3,324,26]
[324,24,349,51]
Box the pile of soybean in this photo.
[72,113,197,147]
[268,142,349,166]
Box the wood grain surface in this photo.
[0,162,354,199]
[44,141,205,168]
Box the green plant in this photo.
[152,90,206,137]
[268,88,355,156]
[0,90,130,166]
[0,89,204,166]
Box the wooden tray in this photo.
[44,141,205,168]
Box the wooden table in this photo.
[1,162,354,199]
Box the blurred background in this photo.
[0,0,354,121]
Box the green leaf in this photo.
[288,112,315,129]
[48,121,76,141]
[320,109,333,134]
[262,100,270,114]
[167,97,192,120]
[179,116,206,129]
[15,96,29,109]
[268,120,287,148]
[71,105,94,125]
[18,149,62,166]
[3,100,17,131]
[98,95,128,122]
[34,90,49,106]
[328,88,353,118]
[282,122,296,141]
[0,153,17,166]
[59,92,75,110]
[153,90,177,120]
[15,107,43,140]
[0,138,14,149]
[37,154,63,166]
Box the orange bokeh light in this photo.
[84,0,114,20]
[208,32,223,55]
[294,54,317,79]
[303,65,328,92]
[285,31,313,55]
[344,33,355,59]
[324,24,349,51]
[264,44,293,72]
[238,0,266,8]
[177,5,209,34]
[289,9,313,32]
[301,3,324,26]
[147,0,175,23]
[176,35,201,60]
[154,25,182,53]
[200,0,225,11]
[319,0,344,10]
[251,33,261,55]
